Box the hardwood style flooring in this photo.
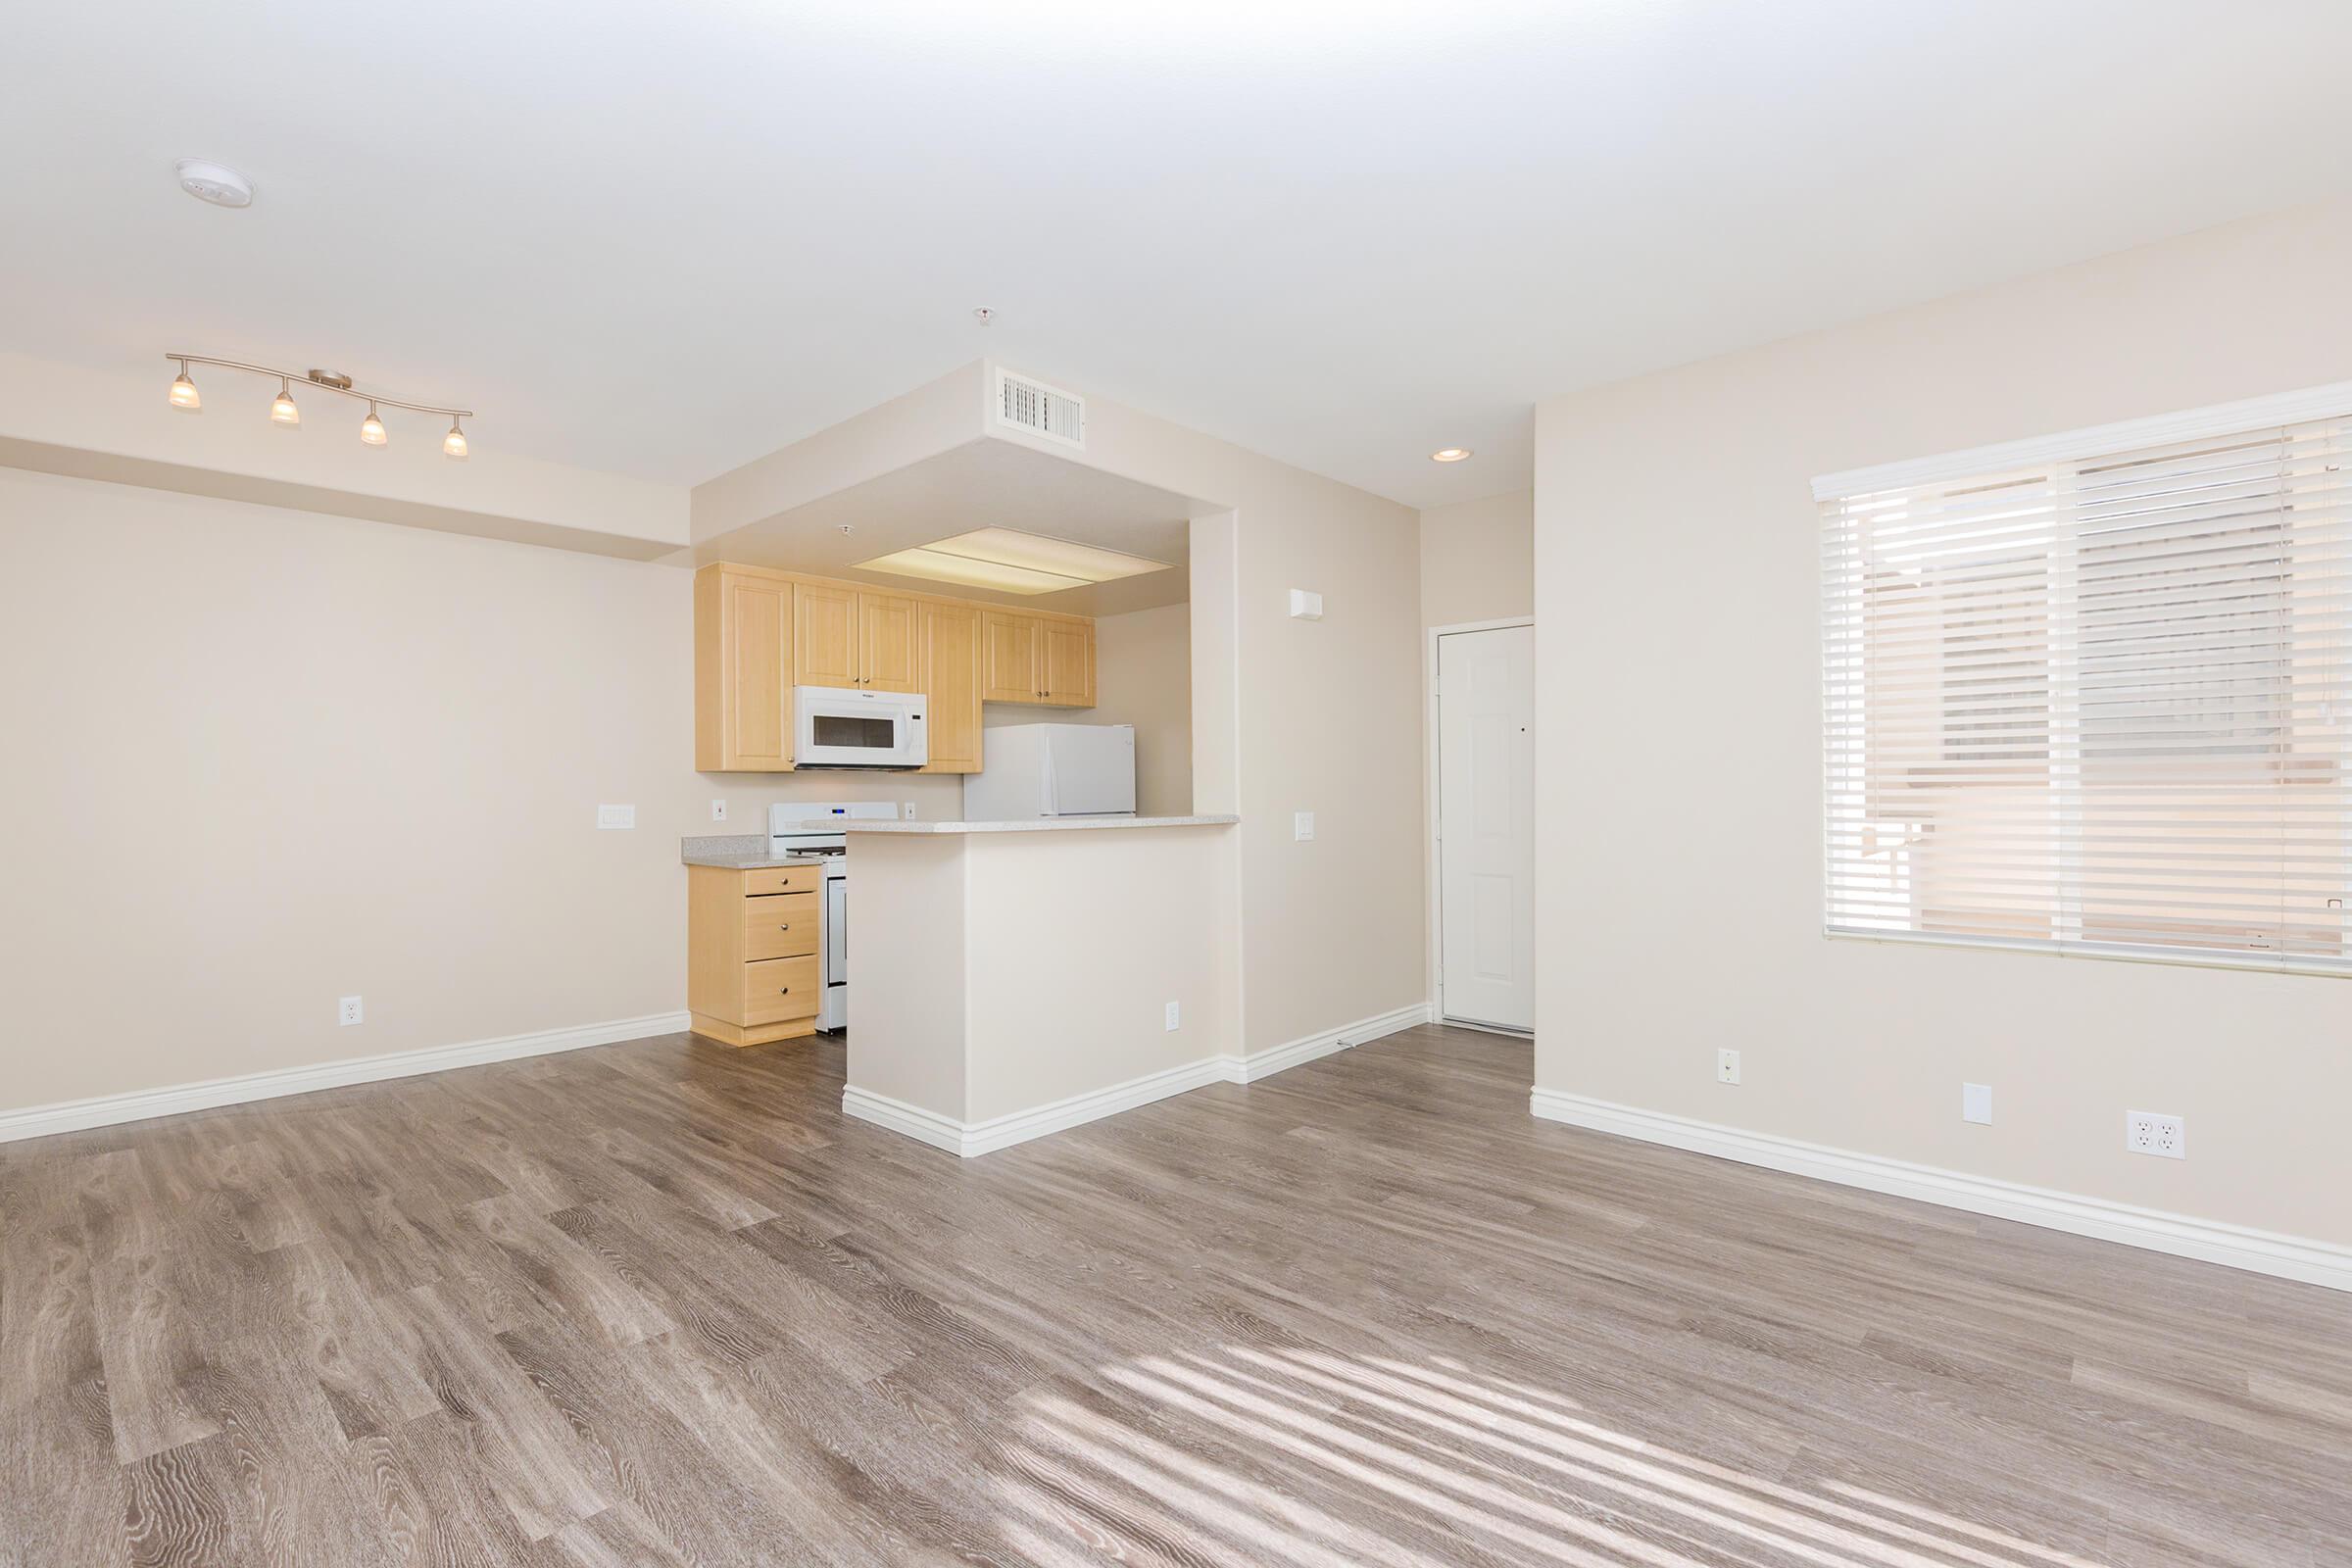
[4,1024,2348,1567]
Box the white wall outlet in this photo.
[1716,1048,1740,1085]
[1962,1083,1992,1124]
[1164,1001,1180,1032]
[904,802,917,819]
[710,799,728,822]
[597,804,635,830]
[1288,588,1324,620]
[1294,810,1315,841]
[339,995,364,1026]
[2127,1110,2185,1159]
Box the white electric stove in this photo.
[768,802,900,1032]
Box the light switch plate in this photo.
[904,802,917,819]
[710,799,728,822]
[1294,810,1315,841]
[597,804,635,830]
[1962,1083,1992,1124]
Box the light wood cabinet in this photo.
[982,610,1097,708]
[793,582,861,690]
[1039,618,1096,709]
[695,568,793,771]
[694,563,1094,771]
[980,611,1042,703]
[858,593,921,692]
[919,601,983,774]
[688,862,822,1047]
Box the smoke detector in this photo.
[175,160,255,209]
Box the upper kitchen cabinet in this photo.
[918,601,982,774]
[980,610,1041,704]
[695,565,793,771]
[796,583,922,691]
[858,593,921,692]
[983,610,1096,708]
[793,582,861,689]
[1038,617,1096,709]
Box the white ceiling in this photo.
[680,439,1198,616]
[9,1,2350,510]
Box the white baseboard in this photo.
[842,1002,1434,1158]
[1530,1089,2352,1296]
[0,1011,693,1145]
[1228,1001,1431,1083]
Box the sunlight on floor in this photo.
[996,1348,2112,1566]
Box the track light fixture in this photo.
[165,354,472,457]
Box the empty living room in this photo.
[3,3,2349,1564]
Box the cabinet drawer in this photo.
[742,892,818,960]
[744,865,819,897]
[742,955,820,1025]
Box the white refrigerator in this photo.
[961,723,1137,819]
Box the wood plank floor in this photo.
[4,1024,2348,1567]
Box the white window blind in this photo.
[1820,393,2352,973]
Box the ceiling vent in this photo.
[996,369,1085,449]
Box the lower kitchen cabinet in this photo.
[688,862,822,1046]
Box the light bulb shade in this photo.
[270,387,300,426]
[168,369,201,411]
[442,420,468,460]
[360,408,388,446]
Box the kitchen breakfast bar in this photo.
[836,814,1241,1156]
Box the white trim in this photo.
[1530,1089,2352,1295]
[1229,1001,1430,1084]
[1811,377,2352,500]
[0,1011,693,1145]
[1427,617,1535,1031]
[842,1003,1433,1157]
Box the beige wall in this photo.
[984,602,1192,817]
[0,468,962,1114]
[1418,489,1532,628]
[1533,198,2352,1246]
[992,367,1428,1055]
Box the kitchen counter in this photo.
[837,814,1237,1158]
[840,814,1239,835]
[679,833,828,870]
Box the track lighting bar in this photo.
[164,353,473,458]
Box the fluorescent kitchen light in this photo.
[856,528,1174,594]
[856,547,1090,595]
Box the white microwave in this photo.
[793,685,928,770]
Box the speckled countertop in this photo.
[678,833,827,870]
[840,814,1239,834]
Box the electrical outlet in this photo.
[1164,1001,1180,1032]
[339,995,364,1026]
[710,799,727,822]
[1716,1049,1740,1085]
[597,804,635,830]
[1962,1083,1992,1124]
[1294,810,1315,841]
[2126,1110,2185,1159]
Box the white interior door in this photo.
[1438,625,1535,1031]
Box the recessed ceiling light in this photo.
[857,527,1174,595]
[1430,447,1474,463]
[858,548,1088,595]
[175,159,254,209]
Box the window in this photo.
[1819,389,2352,973]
